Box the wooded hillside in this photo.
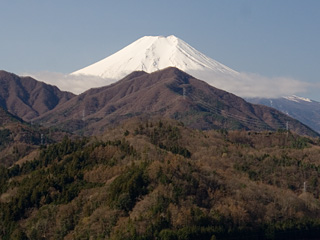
[1,119,320,239]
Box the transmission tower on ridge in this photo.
[183,87,186,100]
[82,109,85,122]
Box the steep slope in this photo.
[71,35,239,86]
[0,70,75,121]
[38,67,318,137]
[247,96,320,133]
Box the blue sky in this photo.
[1,0,320,100]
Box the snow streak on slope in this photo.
[283,95,312,103]
[72,35,238,81]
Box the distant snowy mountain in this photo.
[247,96,320,133]
[71,35,239,86]
[68,35,306,98]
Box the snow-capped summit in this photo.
[71,35,239,83]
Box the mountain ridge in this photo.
[37,67,319,137]
[247,96,320,133]
[0,70,75,121]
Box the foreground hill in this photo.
[0,119,320,239]
[0,70,75,121]
[38,67,318,137]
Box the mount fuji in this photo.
[71,35,239,88]
[67,35,308,99]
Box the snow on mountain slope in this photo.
[67,35,307,98]
[283,95,312,103]
[71,35,239,84]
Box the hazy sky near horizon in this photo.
[1,0,320,100]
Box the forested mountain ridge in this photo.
[35,67,319,137]
[0,106,44,167]
[1,119,320,239]
[0,70,75,121]
[0,106,72,167]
